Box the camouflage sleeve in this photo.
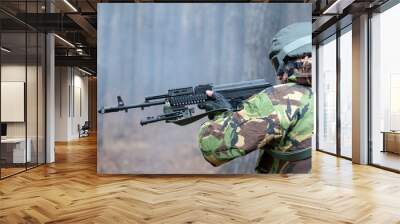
[198,91,282,166]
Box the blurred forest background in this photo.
[98,3,311,174]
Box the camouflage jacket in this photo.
[198,79,313,173]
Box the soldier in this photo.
[198,22,313,173]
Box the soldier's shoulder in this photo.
[261,83,312,106]
[264,83,311,95]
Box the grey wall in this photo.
[54,67,89,141]
[98,3,311,174]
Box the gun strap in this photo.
[266,147,311,162]
[172,108,228,126]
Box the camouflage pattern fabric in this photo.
[198,75,313,173]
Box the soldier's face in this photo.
[277,73,288,84]
[296,56,312,76]
[276,56,312,84]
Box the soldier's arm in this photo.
[198,91,282,166]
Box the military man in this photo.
[198,22,313,173]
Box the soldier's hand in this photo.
[198,91,232,120]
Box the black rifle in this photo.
[98,79,272,126]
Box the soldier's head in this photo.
[268,22,312,85]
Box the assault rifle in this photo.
[98,79,272,126]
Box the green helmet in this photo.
[268,22,312,74]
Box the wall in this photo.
[55,67,89,141]
[1,65,26,138]
[72,72,89,138]
[1,64,42,137]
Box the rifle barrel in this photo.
[100,100,165,113]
